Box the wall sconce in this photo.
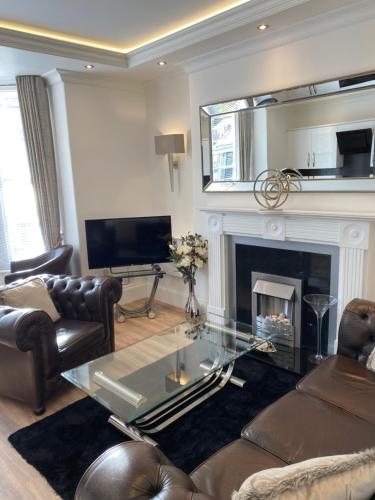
[154,134,185,192]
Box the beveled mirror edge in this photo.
[204,179,375,193]
[200,68,375,193]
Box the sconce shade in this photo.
[155,134,185,154]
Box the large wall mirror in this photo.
[200,70,375,192]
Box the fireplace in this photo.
[205,209,372,365]
[233,240,336,355]
[251,272,302,348]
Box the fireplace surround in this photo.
[203,208,375,355]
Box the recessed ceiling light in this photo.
[157,61,167,67]
[257,24,269,31]
[84,64,94,69]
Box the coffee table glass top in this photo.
[62,316,272,424]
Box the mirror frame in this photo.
[200,70,375,193]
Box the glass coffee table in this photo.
[62,316,271,446]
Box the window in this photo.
[0,88,44,271]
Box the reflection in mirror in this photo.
[201,71,375,191]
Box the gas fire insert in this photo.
[251,272,302,348]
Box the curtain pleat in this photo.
[238,109,254,180]
[16,75,61,249]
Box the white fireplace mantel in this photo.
[202,207,375,352]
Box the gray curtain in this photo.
[238,109,254,180]
[16,75,61,249]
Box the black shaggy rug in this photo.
[9,356,300,499]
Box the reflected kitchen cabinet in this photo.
[287,126,338,173]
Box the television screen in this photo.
[85,216,172,269]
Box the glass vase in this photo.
[303,294,337,364]
[185,277,201,325]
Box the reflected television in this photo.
[85,216,172,269]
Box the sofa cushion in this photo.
[297,355,375,425]
[191,439,286,500]
[241,390,375,464]
[232,446,375,500]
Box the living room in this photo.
[1,0,375,499]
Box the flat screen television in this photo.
[85,215,172,269]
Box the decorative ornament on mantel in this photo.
[169,233,208,324]
[253,169,302,210]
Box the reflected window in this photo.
[211,113,240,182]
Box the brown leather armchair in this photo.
[0,274,122,415]
[4,245,73,284]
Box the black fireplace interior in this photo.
[235,244,331,353]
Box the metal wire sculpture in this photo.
[253,169,302,209]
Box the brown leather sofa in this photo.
[0,274,122,415]
[4,244,73,284]
[75,298,375,500]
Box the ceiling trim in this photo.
[0,27,128,67]
[179,0,375,74]
[44,69,143,93]
[127,0,309,67]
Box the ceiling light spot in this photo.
[257,24,269,31]
[157,61,167,67]
[84,64,94,69]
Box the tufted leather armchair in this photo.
[4,245,73,284]
[0,274,122,414]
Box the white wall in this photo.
[188,16,375,302]
[49,74,156,302]
[145,73,193,307]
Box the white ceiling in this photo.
[0,0,371,83]
[0,0,250,51]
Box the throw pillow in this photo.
[232,447,375,500]
[366,346,375,373]
[0,276,60,322]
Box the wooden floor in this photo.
[0,300,185,500]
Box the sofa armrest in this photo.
[75,442,214,500]
[44,275,122,351]
[338,298,375,363]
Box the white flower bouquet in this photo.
[169,233,208,284]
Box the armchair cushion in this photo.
[56,319,106,372]
[0,277,60,322]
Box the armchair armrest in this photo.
[75,442,214,500]
[6,263,53,284]
[0,305,59,378]
[9,252,48,273]
[45,275,122,351]
[0,306,54,351]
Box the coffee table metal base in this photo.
[107,361,245,446]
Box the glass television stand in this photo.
[110,264,166,322]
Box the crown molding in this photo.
[127,0,309,67]
[0,27,127,67]
[179,0,375,74]
[43,69,143,93]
